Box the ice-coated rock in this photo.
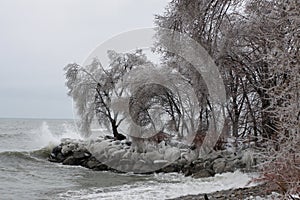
[130,152,140,161]
[168,140,190,149]
[111,149,126,159]
[164,147,181,162]
[122,151,132,159]
[143,151,164,161]
[61,143,76,155]
[88,140,111,155]
[49,135,254,176]
[181,149,198,162]
[213,158,226,174]
[107,147,118,156]
[158,141,167,149]
[153,160,169,164]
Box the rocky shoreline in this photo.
[48,136,255,178]
[168,183,281,200]
[47,136,284,199]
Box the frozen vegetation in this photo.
[56,0,300,199]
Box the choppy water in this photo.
[0,119,256,200]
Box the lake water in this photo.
[0,118,255,200]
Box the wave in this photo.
[57,171,258,200]
[0,146,52,161]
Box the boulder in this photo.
[164,147,181,162]
[73,151,91,159]
[132,160,147,172]
[158,162,183,173]
[233,159,246,169]
[192,169,215,178]
[119,159,132,165]
[85,157,101,169]
[144,151,164,161]
[93,163,109,171]
[107,147,119,156]
[223,161,235,172]
[51,145,62,156]
[181,150,198,162]
[61,143,76,155]
[49,152,65,163]
[62,156,79,165]
[88,140,110,155]
[199,151,222,162]
[213,158,226,174]
[168,140,190,149]
[122,151,132,159]
[130,152,140,161]
[111,149,126,159]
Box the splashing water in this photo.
[34,121,83,149]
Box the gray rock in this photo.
[233,159,246,169]
[158,162,183,173]
[63,156,79,165]
[164,147,181,162]
[93,163,109,171]
[85,158,100,169]
[119,159,132,165]
[122,151,132,159]
[144,151,164,161]
[192,169,215,178]
[223,161,235,172]
[213,158,226,174]
[200,150,222,162]
[132,159,147,172]
[73,151,91,159]
[88,140,110,155]
[61,143,76,155]
[181,150,198,162]
[118,159,133,171]
[107,147,118,156]
[130,152,140,161]
[111,149,126,159]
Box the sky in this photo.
[0,0,169,119]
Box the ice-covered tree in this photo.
[64,50,149,138]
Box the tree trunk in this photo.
[261,98,277,139]
[111,119,119,138]
[111,119,126,140]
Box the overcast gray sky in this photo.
[0,0,169,119]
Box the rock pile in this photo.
[49,136,255,177]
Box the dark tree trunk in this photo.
[111,119,119,138]
[111,119,126,140]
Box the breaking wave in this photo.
[58,171,258,200]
